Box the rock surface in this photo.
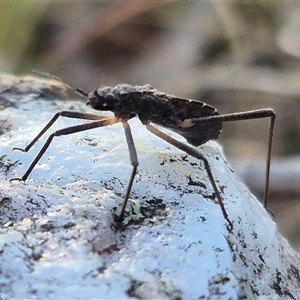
[0,74,299,299]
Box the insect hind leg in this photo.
[145,123,233,231]
[188,108,275,211]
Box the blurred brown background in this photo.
[1,2,300,249]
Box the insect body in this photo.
[11,71,276,231]
[87,84,222,146]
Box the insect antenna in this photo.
[32,70,89,98]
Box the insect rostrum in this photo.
[11,71,276,231]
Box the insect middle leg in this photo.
[11,116,139,222]
[145,123,233,231]
[117,121,139,221]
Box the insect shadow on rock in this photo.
[10,70,276,231]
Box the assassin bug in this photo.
[11,71,276,230]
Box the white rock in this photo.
[0,75,299,299]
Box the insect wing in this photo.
[156,95,223,147]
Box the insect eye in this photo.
[103,93,115,107]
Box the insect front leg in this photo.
[11,117,120,182]
[13,111,110,153]
[145,123,233,231]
